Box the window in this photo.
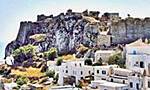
[133,50,136,54]
[81,77,83,79]
[123,80,125,84]
[111,78,113,82]
[97,70,99,74]
[66,70,68,73]
[130,82,133,88]
[102,78,106,80]
[75,63,77,66]
[136,83,139,90]
[102,70,106,74]
[89,71,91,74]
[79,63,82,67]
[140,61,144,68]
[148,81,150,88]
[81,71,83,75]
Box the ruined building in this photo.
[5,10,150,58]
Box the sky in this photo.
[0,0,150,58]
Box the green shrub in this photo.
[16,76,29,86]
[44,48,57,60]
[84,58,92,65]
[13,44,36,57]
[108,53,125,68]
[45,70,55,78]
[56,57,63,66]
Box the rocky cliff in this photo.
[5,10,101,57]
[5,10,150,58]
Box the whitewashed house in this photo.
[125,39,150,90]
[92,65,130,89]
[109,68,132,84]
[128,73,143,90]
[94,65,118,80]
[58,60,94,85]
[125,39,150,71]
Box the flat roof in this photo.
[93,65,118,68]
[95,50,115,54]
[113,68,132,73]
[99,81,128,87]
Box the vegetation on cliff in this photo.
[108,53,125,68]
[13,44,36,57]
[56,57,63,66]
[44,48,57,60]
[16,76,29,86]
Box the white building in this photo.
[94,50,115,63]
[125,39,150,90]
[125,39,150,72]
[92,65,131,89]
[98,80,129,90]
[58,60,93,85]
[5,55,14,65]
[109,68,132,84]
[56,39,150,90]
[94,65,118,80]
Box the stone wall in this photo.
[110,17,150,44]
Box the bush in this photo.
[13,44,36,62]
[16,76,29,86]
[84,58,92,65]
[0,70,4,75]
[45,70,55,78]
[108,53,125,68]
[13,44,36,57]
[44,48,57,60]
[56,58,63,66]
[76,81,82,88]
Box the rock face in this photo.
[110,17,150,44]
[5,10,150,58]
[5,10,101,57]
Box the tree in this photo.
[84,58,92,65]
[13,44,36,62]
[44,48,57,60]
[56,57,63,66]
[13,44,36,57]
[45,70,55,78]
[108,53,125,68]
[16,76,29,86]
